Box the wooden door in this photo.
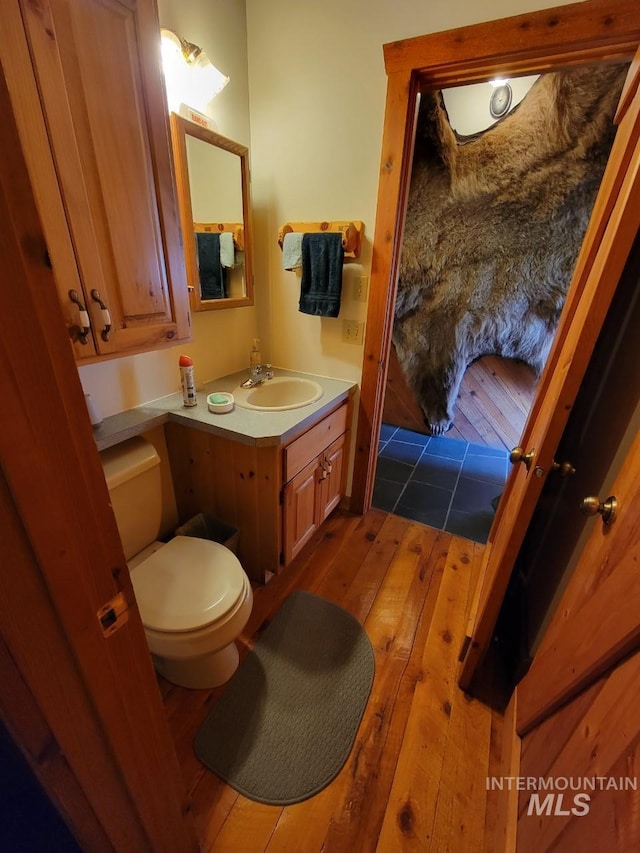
[512,229,640,660]
[459,57,640,687]
[517,424,640,736]
[6,0,189,358]
[508,428,640,851]
[0,56,196,852]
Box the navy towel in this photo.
[196,232,227,299]
[299,233,344,317]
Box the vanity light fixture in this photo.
[160,29,229,115]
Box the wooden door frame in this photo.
[350,0,640,513]
[0,61,196,852]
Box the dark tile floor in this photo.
[372,424,509,544]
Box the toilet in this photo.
[100,436,252,689]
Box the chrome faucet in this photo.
[241,363,274,388]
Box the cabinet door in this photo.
[17,0,189,357]
[283,458,319,566]
[317,433,347,524]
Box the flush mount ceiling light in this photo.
[160,29,229,114]
[489,81,512,118]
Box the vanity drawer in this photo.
[284,403,348,482]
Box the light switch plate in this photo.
[354,276,368,302]
[342,320,365,345]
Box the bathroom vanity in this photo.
[93,370,356,582]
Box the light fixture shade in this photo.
[161,29,190,114]
[189,50,229,111]
[160,29,229,115]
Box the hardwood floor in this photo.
[384,346,539,451]
[160,510,506,852]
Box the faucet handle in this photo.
[265,364,274,380]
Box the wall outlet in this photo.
[342,319,365,345]
[354,276,369,302]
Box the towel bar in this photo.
[277,220,363,259]
[195,221,244,251]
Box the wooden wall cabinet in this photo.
[165,399,351,583]
[0,0,190,361]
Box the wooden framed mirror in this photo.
[170,113,254,310]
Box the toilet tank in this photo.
[100,437,162,560]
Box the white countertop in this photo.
[92,368,357,451]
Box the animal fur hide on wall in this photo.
[394,64,627,435]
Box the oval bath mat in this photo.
[194,590,375,805]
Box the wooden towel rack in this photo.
[194,222,244,252]
[277,220,363,259]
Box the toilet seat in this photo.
[130,536,246,633]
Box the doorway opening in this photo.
[371,62,628,543]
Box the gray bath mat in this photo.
[194,590,375,805]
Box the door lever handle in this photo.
[580,495,617,525]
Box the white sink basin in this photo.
[233,376,323,411]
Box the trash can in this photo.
[175,512,240,555]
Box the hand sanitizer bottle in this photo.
[250,338,262,370]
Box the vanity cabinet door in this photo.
[3,0,189,359]
[283,458,320,565]
[282,415,349,566]
[317,433,347,524]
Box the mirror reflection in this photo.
[170,114,254,310]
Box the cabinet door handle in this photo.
[90,289,112,341]
[68,289,91,345]
[320,455,333,476]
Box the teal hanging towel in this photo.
[299,233,344,317]
[196,232,227,299]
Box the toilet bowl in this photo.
[129,536,252,688]
[100,437,253,689]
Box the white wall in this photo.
[245,0,581,383]
[78,0,257,418]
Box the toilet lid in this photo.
[130,536,246,633]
